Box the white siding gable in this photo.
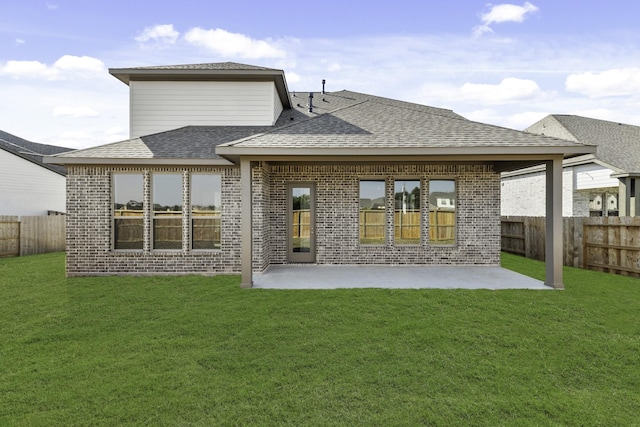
[130,80,281,138]
[574,163,618,190]
[0,149,66,215]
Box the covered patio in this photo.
[253,264,549,290]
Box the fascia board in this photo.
[43,156,234,166]
[216,145,596,158]
[501,154,599,178]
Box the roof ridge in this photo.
[335,90,465,121]
[554,113,640,129]
[221,99,371,147]
[475,116,588,145]
[366,97,469,122]
[0,137,40,155]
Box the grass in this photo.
[1,252,640,425]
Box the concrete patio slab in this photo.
[253,265,550,290]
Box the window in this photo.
[394,180,421,244]
[113,174,144,250]
[191,174,221,249]
[152,174,183,250]
[359,180,386,244]
[429,180,456,245]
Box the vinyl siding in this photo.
[130,81,280,138]
[574,163,618,190]
[273,84,283,123]
[0,149,66,215]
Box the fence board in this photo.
[0,216,20,257]
[0,216,65,257]
[19,215,66,256]
[582,216,640,277]
[502,216,640,278]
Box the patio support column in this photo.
[545,156,564,289]
[240,158,253,288]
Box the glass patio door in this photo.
[288,183,316,263]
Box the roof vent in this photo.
[322,79,326,94]
[308,92,314,113]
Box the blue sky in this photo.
[2,0,640,149]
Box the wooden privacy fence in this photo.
[501,216,640,278]
[0,215,65,257]
[358,210,455,242]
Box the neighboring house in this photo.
[0,130,70,216]
[47,62,595,288]
[501,115,640,217]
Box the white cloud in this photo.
[52,106,99,118]
[135,24,179,44]
[463,108,545,130]
[286,72,301,84]
[505,111,549,129]
[15,38,25,45]
[460,77,543,103]
[184,28,285,59]
[55,130,96,149]
[53,55,105,73]
[473,2,539,37]
[565,68,640,98]
[0,60,55,79]
[327,63,341,73]
[0,55,105,80]
[106,126,127,139]
[46,2,59,10]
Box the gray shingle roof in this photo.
[222,91,589,149]
[115,62,282,72]
[59,125,282,160]
[0,130,71,175]
[526,115,640,174]
[53,90,593,163]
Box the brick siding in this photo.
[255,163,501,269]
[66,162,500,276]
[65,165,241,276]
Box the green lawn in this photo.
[1,252,639,426]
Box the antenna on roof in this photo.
[308,92,314,113]
[322,79,326,94]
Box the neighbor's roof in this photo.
[49,90,595,168]
[109,61,291,109]
[0,130,70,175]
[526,115,640,175]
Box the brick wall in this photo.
[66,162,501,276]
[65,165,241,276]
[501,168,575,216]
[255,163,501,268]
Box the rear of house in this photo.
[48,62,595,288]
